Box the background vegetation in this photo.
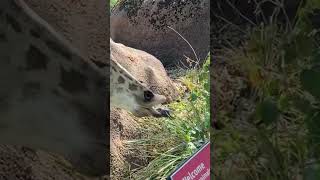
[213,0,320,179]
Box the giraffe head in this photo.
[110,58,167,117]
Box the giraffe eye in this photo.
[144,90,154,101]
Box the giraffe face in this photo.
[110,59,167,117]
[131,88,167,117]
[111,86,167,117]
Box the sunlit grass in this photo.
[124,55,210,179]
[110,0,118,8]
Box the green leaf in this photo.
[284,41,298,64]
[283,30,313,64]
[311,49,320,65]
[267,80,280,96]
[256,99,280,125]
[204,113,210,128]
[292,95,313,114]
[304,163,320,180]
[185,134,191,143]
[306,112,320,152]
[295,32,314,57]
[187,142,197,151]
[190,93,198,102]
[300,68,320,99]
[278,94,290,111]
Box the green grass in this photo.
[123,55,210,179]
[110,0,118,9]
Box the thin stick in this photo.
[167,26,200,68]
[213,14,247,34]
[225,0,257,26]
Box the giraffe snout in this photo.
[153,94,167,105]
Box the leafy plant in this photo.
[124,55,210,179]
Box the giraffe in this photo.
[110,41,168,117]
[0,0,169,176]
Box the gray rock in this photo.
[111,0,210,67]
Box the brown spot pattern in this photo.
[29,29,41,38]
[129,83,138,91]
[92,60,107,68]
[118,76,125,84]
[25,45,49,70]
[6,14,22,33]
[59,66,88,93]
[0,33,7,42]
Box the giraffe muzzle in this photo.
[132,93,170,118]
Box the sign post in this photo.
[168,141,210,180]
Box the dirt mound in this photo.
[110,109,143,180]
[111,0,210,67]
[0,145,100,180]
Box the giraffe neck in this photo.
[0,0,107,176]
[110,58,141,110]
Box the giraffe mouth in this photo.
[148,107,171,117]
[132,93,169,117]
[133,106,171,118]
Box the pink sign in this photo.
[169,142,210,180]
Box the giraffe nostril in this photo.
[144,90,154,101]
